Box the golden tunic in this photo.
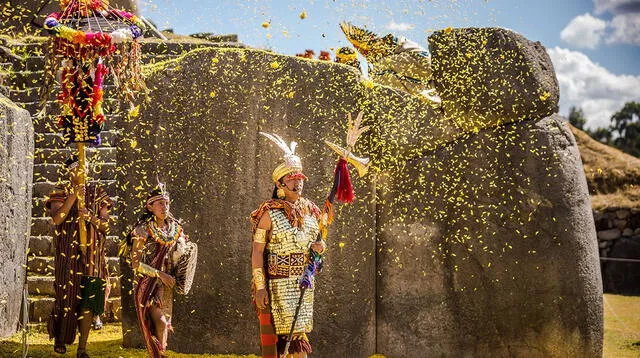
[266,208,319,334]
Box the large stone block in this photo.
[376,115,602,357]
[429,27,559,132]
[0,94,34,337]
[115,27,602,357]
[118,47,380,356]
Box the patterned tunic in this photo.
[45,183,112,344]
[266,209,320,334]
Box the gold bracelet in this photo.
[253,268,266,290]
[138,263,159,278]
[253,228,267,244]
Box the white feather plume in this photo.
[259,132,297,156]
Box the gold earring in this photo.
[277,187,285,199]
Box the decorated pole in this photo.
[282,111,370,356]
[41,0,147,255]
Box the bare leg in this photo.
[150,306,169,351]
[77,309,93,353]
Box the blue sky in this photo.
[140,0,640,129]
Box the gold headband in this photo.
[260,132,305,182]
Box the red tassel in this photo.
[334,158,354,203]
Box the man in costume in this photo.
[45,156,113,357]
[128,184,197,358]
[250,133,327,358]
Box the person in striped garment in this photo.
[250,133,327,358]
[45,155,112,358]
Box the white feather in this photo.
[259,132,296,156]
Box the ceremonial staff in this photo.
[41,0,146,255]
[40,0,146,312]
[282,112,371,355]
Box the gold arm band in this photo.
[253,228,267,244]
[137,263,159,278]
[253,268,266,290]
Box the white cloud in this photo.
[608,13,640,45]
[385,20,415,32]
[593,0,640,15]
[547,47,640,130]
[560,13,607,49]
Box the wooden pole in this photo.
[78,142,88,255]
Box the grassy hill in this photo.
[569,123,640,210]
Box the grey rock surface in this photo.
[113,26,602,357]
[376,116,602,357]
[0,94,33,337]
[429,27,559,132]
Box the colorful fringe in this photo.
[258,307,312,357]
[250,198,320,232]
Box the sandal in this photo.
[77,351,90,358]
[92,317,103,330]
[54,343,66,354]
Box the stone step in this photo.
[34,146,117,164]
[21,53,183,72]
[8,42,45,57]
[27,256,120,276]
[32,195,119,217]
[5,70,43,89]
[32,179,117,198]
[20,98,121,117]
[31,113,122,134]
[28,296,122,323]
[9,84,119,103]
[5,70,116,90]
[34,130,119,149]
[27,275,121,297]
[33,161,117,182]
[28,235,122,258]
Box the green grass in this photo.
[604,294,640,358]
[0,324,257,358]
[1,294,638,357]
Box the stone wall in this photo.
[116,27,603,356]
[595,208,640,295]
[0,0,139,35]
[0,94,34,337]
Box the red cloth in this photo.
[134,244,171,358]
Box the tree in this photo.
[568,106,587,130]
[590,127,613,145]
[610,101,640,157]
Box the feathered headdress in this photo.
[259,132,307,182]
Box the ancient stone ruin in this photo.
[113,27,602,356]
[0,94,33,337]
[0,18,603,357]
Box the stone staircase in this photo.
[1,34,243,325]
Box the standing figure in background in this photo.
[128,184,197,358]
[334,46,361,70]
[340,22,441,106]
[45,156,112,357]
[250,133,326,358]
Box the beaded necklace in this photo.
[147,219,182,245]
